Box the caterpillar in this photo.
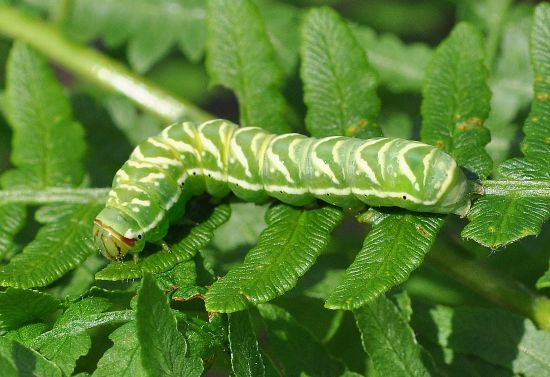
[93,119,472,260]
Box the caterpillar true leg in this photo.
[161,241,171,253]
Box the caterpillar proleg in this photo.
[93,119,472,260]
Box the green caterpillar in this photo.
[93,119,472,260]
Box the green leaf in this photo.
[228,310,265,377]
[484,6,533,165]
[258,303,347,377]
[457,0,512,65]
[31,310,134,349]
[447,355,516,377]
[3,42,85,189]
[206,0,290,133]
[0,337,62,377]
[208,202,267,254]
[462,195,550,248]
[456,0,518,165]
[263,353,284,377]
[421,22,492,179]
[155,260,199,298]
[0,203,103,288]
[463,4,550,248]
[205,204,343,312]
[417,335,515,377]
[301,7,380,138]
[379,112,414,140]
[47,255,106,298]
[354,295,435,377]
[255,0,301,76]
[4,323,49,347]
[393,290,414,323]
[136,274,203,377]
[423,306,550,377]
[0,352,18,377]
[96,204,230,280]
[324,22,492,312]
[0,288,60,331]
[182,312,227,360]
[1,42,87,286]
[520,4,550,160]
[38,298,111,376]
[325,22,489,308]
[92,322,147,377]
[326,211,443,310]
[352,25,433,93]
[0,204,25,260]
[64,0,207,72]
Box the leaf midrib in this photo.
[360,305,425,377]
[241,209,304,290]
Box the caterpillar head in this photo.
[93,219,136,261]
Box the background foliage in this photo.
[1,0,550,376]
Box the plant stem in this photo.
[0,188,109,205]
[0,4,213,124]
[427,242,550,331]
[481,180,550,197]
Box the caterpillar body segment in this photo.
[93,119,471,260]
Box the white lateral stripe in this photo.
[228,176,263,191]
[351,187,429,204]
[310,187,351,196]
[199,169,264,191]
[265,185,308,195]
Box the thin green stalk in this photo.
[480,180,550,197]
[0,188,109,205]
[0,4,213,123]
[427,241,550,331]
[484,0,512,67]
